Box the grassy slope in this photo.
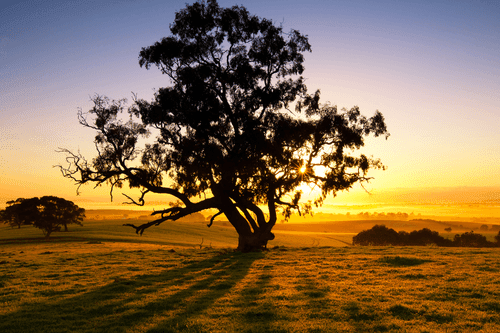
[1,243,500,332]
[1,218,500,332]
[0,215,355,248]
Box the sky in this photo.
[1,0,500,215]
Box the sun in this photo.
[299,165,307,173]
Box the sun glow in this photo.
[299,165,307,173]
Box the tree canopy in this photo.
[1,198,36,229]
[0,196,85,238]
[58,0,389,251]
[353,225,500,248]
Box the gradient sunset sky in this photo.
[1,0,499,213]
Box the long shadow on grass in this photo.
[237,272,279,333]
[0,251,264,333]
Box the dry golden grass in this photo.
[1,236,500,332]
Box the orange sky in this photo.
[1,1,499,217]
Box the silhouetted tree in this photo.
[354,226,500,248]
[352,225,400,246]
[39,196,86,233]
[0,198,35,228]
[58,0,388,251]
[453,231,492,248]
[1,197,85,238]
[353,225,452,247]
[407,228,451,246]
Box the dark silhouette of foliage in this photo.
[453,231,492,248]
[0,198,36,228]
[406,228,452,246]
[1,196,85,238]
[352,225,400,246]
[57,0,388,251]
[354,225,497,248]
[495,231,500,245]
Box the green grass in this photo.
[1,220,500,332]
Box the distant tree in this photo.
[397,230,410,244]
[1,199,24,228]
[38,196,85,234]
[353,225,452,247]
[1,198,39,228]
[1,197,85,238]
[57,0,388,251]
[479,224,489,231]
[406,228,446,246]
[453,231,491,248]
[352,225,400,246]
[354,226,500,248]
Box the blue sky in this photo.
[1,0,499,209]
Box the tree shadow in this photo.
[0,251,264,333]
[237,273,277,332]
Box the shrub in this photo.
[453,231,493,248]
[352,226,498,247]
[352,225,401,246]
[407,228,451,246]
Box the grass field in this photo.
[1,217,500,332]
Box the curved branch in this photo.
[207,211,223,227]
[122,189,150,206]
[56,147,193,206]
[123,197,218,235]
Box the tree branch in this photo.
[207,211,223,227]
[123,197,218,235]
[122,189,150,206]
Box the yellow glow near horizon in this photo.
[1,1,500,221]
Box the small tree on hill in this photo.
[407,228,450,246]
[352,225,400,246]
[58,0,388,251]
[1,198,39,229]
[35,196,86,236]
[1,197,85,238]
[453,231,491,248]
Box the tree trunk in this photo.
[64,224,68,232]
[215,196,273,251]
[237,229,275,252]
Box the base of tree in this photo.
[237,231,275,252]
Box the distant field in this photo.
[1,217,500,332]
[0,215,356,248]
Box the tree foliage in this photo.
[0,198,35,229]
[352,225,401,246]
[353,225,498,248]
[58,0,389,251]
[0,196,85,238]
